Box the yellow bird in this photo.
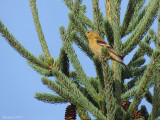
[85,30,128,68]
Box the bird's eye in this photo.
[87,31,90,34]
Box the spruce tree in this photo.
[0,0,160,119]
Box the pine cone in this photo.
[122,101,131,111]
[65,105,76,120]
[132,110,143,119]
[122,101,143,119]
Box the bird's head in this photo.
[85,31,99,40]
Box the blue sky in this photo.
[0,0,158,120]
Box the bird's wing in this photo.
[95,36,107,46]
[96,37,122,58]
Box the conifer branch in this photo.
[88,77,101,94]
[121,0,137,36]
[43,73,106,120]
[129,65,146,78]
[104,17,114,46]
[65,0,89,39]
[63,0,94,29]
[34,92,68,103]
[121,86,136,101]
[76,106,91,120]
[68,23,76,37]
[124,52,157,119]
[93,56,104,89]
[51,67,88,101]
[42,76,105,119]
[92,0,103,36]
[101,60,115,119]
[109,1,121,51]
[29,0,50,59]
[41,77,78,103]
[63,0,74,10]
[73,0,82,15]
[124,77,138,91]
[60,29,99,102]
[108,1,123,118]
[58,48,70,77]
[63,41,99,101]
[122,64,146,80]
[71,31,94,59]
[0,20,50,69]
[144,90,153,104]
[68,12,87,37]
[129,35,151,63]
[128,57,145,68]
[139,41,153,57]
[73,77,100,108]
[157,2,160,49]
[121,0,145,37]
[152,9,160,118]
[78,13,94,29]
[52,67,82,96]
[42,76,80,105]
[104,0,114,46]
[123,4,148,38]
[140,105,149,120]
[105,0,111,21]
[122,0,159,56]
[27,61,52,76]
[133,65,147,76]
[93,56,108,115]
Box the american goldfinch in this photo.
[85,30,128,68]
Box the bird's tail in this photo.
[112,55,129,69]
[110,53,129,69]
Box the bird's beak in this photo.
[84,33,87,38]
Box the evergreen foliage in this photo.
[0,0,160,119]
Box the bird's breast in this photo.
[89,42,102,56]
